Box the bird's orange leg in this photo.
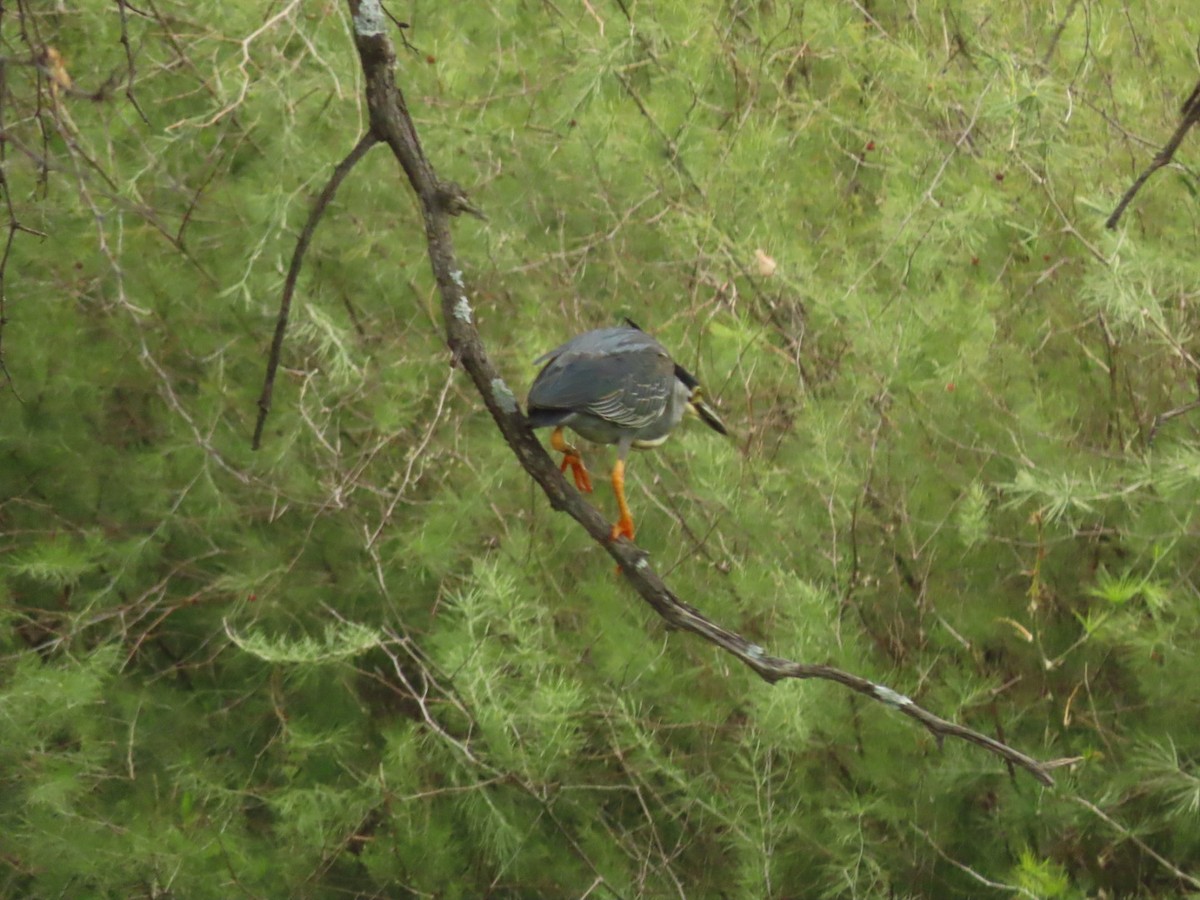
[608,457,635,542]
[551,426,592,493]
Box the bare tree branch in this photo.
[1107,80,1200,229]
[252,132,377,450]
[278,0,1067,787]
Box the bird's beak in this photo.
[689,395,729,436]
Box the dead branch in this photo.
[288,0,1066,786]
[1106,80,1200,229]
[252,133,377,450]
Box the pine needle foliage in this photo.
[2,1,1200,896]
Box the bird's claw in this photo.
[560,453,593,493]
[608,516,635,543]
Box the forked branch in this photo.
[283,0,1067,787]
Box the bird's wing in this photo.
[528,329,674,429]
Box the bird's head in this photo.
[674,364,728,436]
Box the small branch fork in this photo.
[256,0,1068,786]
[1106,79,1200,229]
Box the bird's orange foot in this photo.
[608,515,635,543]
[559,453,593,493]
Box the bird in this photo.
[526,320,728,542]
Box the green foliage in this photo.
[226,620,383,664]
[1013,849,1076,899]
[3,1,1200,897]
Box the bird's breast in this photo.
[630,434,673,450]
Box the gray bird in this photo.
[527,321,728,541]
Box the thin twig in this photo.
[1040,0,1081,68]
[1106,80,1200,229]
[916,826,1040,898]
[115,0,151,124]
[1071,795,1200,891]
[1147,398,1200,446]
[252,132,378,450]
[0,44,48,401]
[0,50,14,400]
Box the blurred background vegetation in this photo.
[2,1,1200,897]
